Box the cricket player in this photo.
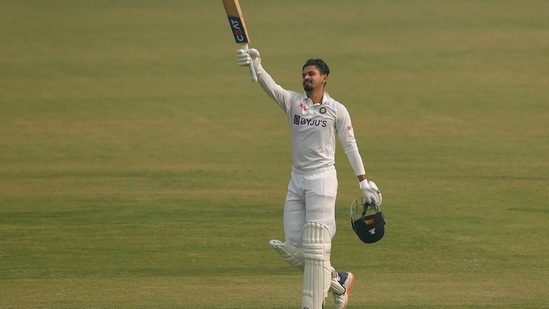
[235,48,382,309]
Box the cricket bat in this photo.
[221,0,258,82]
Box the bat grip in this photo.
[243,44,258,83]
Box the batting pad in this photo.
[302,222,332,309]
[269,240,304,270]
[269,240,346,295]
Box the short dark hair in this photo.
[302,58,330,76]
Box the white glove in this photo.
[359,180,382,206]
[236,48,260,66]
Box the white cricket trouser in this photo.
[283,166,338,246]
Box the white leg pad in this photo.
[269,240,346,295]
[269,240,304,270]
[301,222,332,309]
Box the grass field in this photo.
[1,0,548,308]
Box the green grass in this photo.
[1,0,548,308]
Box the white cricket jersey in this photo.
[255,64,366,175]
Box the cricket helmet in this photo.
[350,197,386,244]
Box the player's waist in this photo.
[292,165,335,175]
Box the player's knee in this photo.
[302,222,331,260]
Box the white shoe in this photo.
[333,272,354,309]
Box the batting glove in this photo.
[236,48,260,66]
[359,180,382,206]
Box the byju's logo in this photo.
[293,115,327,127]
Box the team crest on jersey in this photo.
[319,107,327,114]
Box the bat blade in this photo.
[222,0,251,44]
[221,0,258,82]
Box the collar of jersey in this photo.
[304,92,331,105]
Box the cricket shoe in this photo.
[333,272,354,309]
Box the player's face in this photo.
[302,66,327,92]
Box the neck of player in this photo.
[307,89,324,105]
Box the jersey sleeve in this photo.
[336,104,367,176]
[255,63,298,114]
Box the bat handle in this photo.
[244,44,258,83]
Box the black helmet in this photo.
[350,197,386,244]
